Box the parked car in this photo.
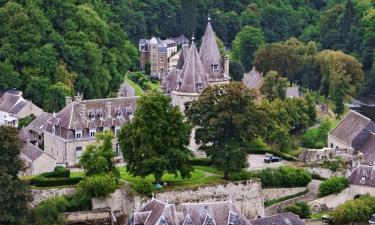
[264,155,282,163]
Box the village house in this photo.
[0,90,43,127]
[285,86,300,98]
[243,67,263,100]
[43,94,137,167]
[249,213,304,225]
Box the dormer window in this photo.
[158,216,168,225]
[183,215,194,225]
[75,130,82,139]
[115,108,122,118]
[90,128,96,138]
[203,214,215,225]
[212,64,219,71]
[126,106,133,115]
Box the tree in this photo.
[261,71,288,101]
[229,60,245,81]
[285,202,311,219]
[186,82,264,178]
[119,92,193,184]
[231,25,265,71]
[0,60,20,90]
[0,126,32,225]
[79,131,119,178]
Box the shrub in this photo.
[302,118,333,149]
[249,137,268,151]
[77,174,117,198]
[319,176,349,197]
[285,202,311,219]
[34,176,82,187]
[227,170,254,181]
[331,195,375,225]
[256,166,311,188]
[322,158,347,172]
[30,196,68,225]
[189,158,212,166]
[40,166,70,178]
[133,180,154,196]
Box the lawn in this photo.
[193,166,224,175]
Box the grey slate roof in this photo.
[176,46,189,70]
[329,110,374,147]
[172,35,189,45]
[250,213,304,225]
[286,87,300,98]
[118,81,136,97]
[243,67,262,89]
[177,42,209,93]
[27,112,53,133]
[161,68,182,93]
[199,21,224,81]
[359,133,375,165]
[348,164,375,186]
[21,142,44,162]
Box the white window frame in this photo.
[90,128,96,137]
[75,130,82,139]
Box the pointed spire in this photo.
[192,33,195,43]
[208,13,211,22]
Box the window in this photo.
[212,64,219,71]
[160,57,164,63]
[76,147,83,158]
[115,143,121,157]
[183,215,194,225]
[160,67,164,73]
[90,129,96,137]
[330,143,334,148]
[75,130,82,139]
[115,127,121,135]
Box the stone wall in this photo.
[262,187,307,201]
[92,180,265,220]
[308,185,375,213]
[31,187,76,205]
[306,167,347,179]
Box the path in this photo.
[265,179,321,216]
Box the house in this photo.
[25,112,53,149]
[243,67,263,100]
[139,37,169,79]
[328,110,375,150]
[129,198,251,225]
[43,94,137,167]
[19,128,56,176]
[163,39,178,58]
[0,90,43,127]
[161,17,230,112]
[249,213,305,225]
[171,35,189,47]
[285,86,300,98]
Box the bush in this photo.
[30,196,68,225]
[133,180,154,196]
[319,176,349,197]
[285,202,311,219]
[249,137,268,151]
[77,174,117,198]
[331,195,375,225]
[302,118,333,149]
[227,170,254,181]
[40,166,70,178]
[256,166,311,188]
[34,176,82,187]
[189,158,212,166]
[322,158,347,172]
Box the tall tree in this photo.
[0,60,20,90]
[186,82,264,178]
[229,60,245,81]
[0,126,32,225]
[261,71,289,101]
[231,25,265,71]
[179,0,197,38]
[119,92,192,184]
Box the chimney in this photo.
[65,96,73,106]
[224,55,230,79]
[74,92,83,102]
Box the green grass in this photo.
[193,166,224,175]
[310,211,331,219]
[148,81,160,91]
[264,189,308,207]
[125,78,143,96]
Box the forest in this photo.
[0,0,374,111]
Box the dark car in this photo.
[264,156,282,163]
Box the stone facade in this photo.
[31,187,76,205]
[262,187,307,201]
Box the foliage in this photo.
[302,118,333,148]
[0,126,32,225]
[318,176,349,197]
[41,166,70,178]
[322,157,347,172]
[285,202,311,219]
[265,190,308,207]
[30,197,68,225]
[126,71,155,91]
[18,114,36,129]
[77,174,117,198]
[80,131,119,178]
[33,176,82,187]
[261,71,289,101]
[229,60,245,81]
[189,158,212,166]
[119,92,193,184]
[227,170,253,181]
[231,26,265,71]
[0,59,20,90]
[331,195,375,225]
[133,180,154,196]
[256,166,311,188]
[187,82,264,178]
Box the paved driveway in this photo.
[246,154,290,171]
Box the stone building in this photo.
[43,94,137,166]
[249,213,304,225]
[139,37,168,79]
[243,67,263,101]
[0,90,43,127]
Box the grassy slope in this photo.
[125,78,143,96]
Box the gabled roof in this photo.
[329,111,373,146]
[348,164,375,187]
[177,41,209,93]
[249,213,304,225]
[359,133,375,165]
[243,67,262,89]
[286,87,300,98]
[199,20,223,81]
[26,112,53,133]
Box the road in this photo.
[246,154,291,171]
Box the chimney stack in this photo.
[74,92,83,102]
[65,96,73,106]
[224,55,230,79]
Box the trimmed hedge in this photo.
[228,170,254,181]
[40,166,70,178]
[318,176,349,197]
[189,158,212,166]
[34,176,82,187]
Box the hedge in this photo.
[318,177,349,197]
[189,158,212,166]
[40,166,70,178]
[34,176,82,187]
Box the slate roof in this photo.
[243,67,262,89]
[199,21,224,81]
[21,142,44,162]
[130,199,250,225]
[329,111,373,147]
[177,41,209,93]
[172,35,189,45]
[176,46,189,70]
[358,133,375,165]
[46,97,138,139]
[161,68,182,93]
[348,164,375,187]
[249,213,304,225]
[286,87,300,98]
[118,81,136,97]
[27,112,53,133]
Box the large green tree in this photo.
[0,126,32,225]
[119,92,192,184]
[260,71,289,101]
[186,82,264,178]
